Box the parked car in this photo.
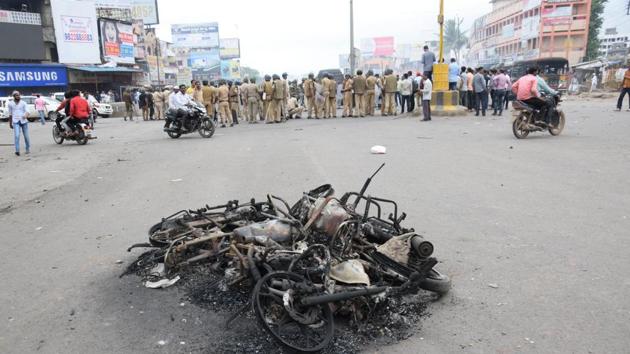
[317,69,344,84]
[0,96,65,122]
[51,92,112,117]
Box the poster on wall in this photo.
[188,49,221,69]
[132,19,145,59]
[51,0,101,64]
[93,0,158,24]
[100,18,135,64]
[171,22,219,48]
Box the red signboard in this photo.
[373,37,394,56]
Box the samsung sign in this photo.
[0,64,68,87]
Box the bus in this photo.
[502,57,570,91]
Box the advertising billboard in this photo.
[188,48,221,69]
[93,0,159,24]
[171,22,219,48]
[219,38,240,59]
[51,0,101,64]
[220,60,241,80]
[100,19,135,64]
[132,19,145,59]
[0,64,68,88]
[360,37,395,57]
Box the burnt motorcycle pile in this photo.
[127,165,450,352]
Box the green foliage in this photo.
[443,17,468,62]
[586,0,608,60]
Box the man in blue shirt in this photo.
[448,58,459,91]
[421,45,436,81]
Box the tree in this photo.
[240,66,261,81]
[443,17,468,62]
[585,0,608,60]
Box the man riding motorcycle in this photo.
[66,90,91,135]
[164,84,194,130]
[512,67,554,126]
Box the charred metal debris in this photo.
[125,164,451,353]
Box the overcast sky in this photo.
[155,0,492,75]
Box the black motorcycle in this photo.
[163,102,215,139]
[512,94,565,139]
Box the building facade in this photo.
[597,0,630,60]
[467,0,591,68]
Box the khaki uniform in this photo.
[352,75,366,117]
[244,83,259,123]
[271,79,285,123]
[217,84,232,125]
[342,79,353,117]
[263,80,274,121]
[192,87,204,104]
[152,91,164,120]
[162,89,171,111]
[281,79,289,118]
[327,78,337,117]
[321,77,331,118]
[365,76,377,116]
[202,85,214,119]
[303,79,317,118]
[383,74,398,116]
[287,97,304,118]
[229,85,239,120]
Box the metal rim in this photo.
[52,126,64,144]
[512,114,529,139]
[549,110,565,136]
[167,120,182,139]
[198,119,215,138]
[252,271,334,352]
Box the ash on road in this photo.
[1,98,629,353]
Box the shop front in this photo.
[0,63,68,96]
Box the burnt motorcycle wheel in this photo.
[418,269,451,295]
[167,121,182,139]
[252,271,334,353]
[76,129,89,145]
[512,114,530,139]
[52,125,64,144]
[198,118,215,138]
[548,110,565,136]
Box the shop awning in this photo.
[67,66,142,73]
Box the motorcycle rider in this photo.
[164,84,193,130]
[67,89,91,135]
[511,67,553,126]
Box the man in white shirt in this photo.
[8,91,31,156]
[421,75,433,122]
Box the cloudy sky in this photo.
[155,0,492,75]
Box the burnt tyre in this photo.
[512,114,530,139]
[52,125,64,144]
[167,120,183,139]
[418,269,451,295]
[198,118,215,138]
[549,110,565,136]
[252,271,334,353]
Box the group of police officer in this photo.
[181,69,408,128]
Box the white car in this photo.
[0,96,65,122]
[91,101,113,117]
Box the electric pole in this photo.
[350,0,355,75]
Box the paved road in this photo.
[1,98,629,353]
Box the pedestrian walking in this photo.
[123,89,134,121]
[8,91,30,156]
[492,69,509,116]
[590,74,598,93]
[139,90,148,121]
[473,67,488,116]
[34,94,47,125]
[153,89,164,120]
[400,73,413,114]
[614,65,630,111]
[421,74,432,121]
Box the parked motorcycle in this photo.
[52,113,96,145]
[512,94,565,139]
[163,102,215,139]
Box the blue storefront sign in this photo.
[0,64,67,88]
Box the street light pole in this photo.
[350,0,355,75]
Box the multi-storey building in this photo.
[467,0,591,68]
[597,0,630,59]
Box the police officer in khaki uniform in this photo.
[228,81,239,124]
[281,73,289,119]
[245,78,259,123]
[303,73,317,119]
[327,74,337,118]
[262,75,274,122]
[342,75,353,117]
[152,89,164,120]
[271,74,285,123]
[217,80,232,127]
[365,71,377,116]
[352,70,367,117]
[383,69,398,116]
[201,80,214,120]
[321,75,331,118]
